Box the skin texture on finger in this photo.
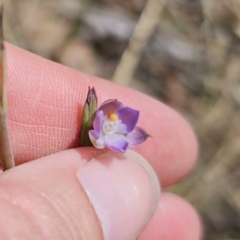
[6,43,198,187]
[0,150,103,240]
[138,193,202,240]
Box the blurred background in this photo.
[4,0,240,239]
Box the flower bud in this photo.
[80,87,98,146]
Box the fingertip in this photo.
[0,149,161,240]
[78,150,161,240]
[136,99,198,187]
[139,192,202,240]
[5,42,198,187]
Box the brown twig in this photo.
[0,5,14,171]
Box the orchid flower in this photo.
[89,99,149,153]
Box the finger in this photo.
[0,149,160,240]
[6,43,197,187]
[138,193,202,240]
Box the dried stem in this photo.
[0,109,14,170]
[0,5,14,171]
[112,0,166,85]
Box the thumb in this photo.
[0,149,160,240]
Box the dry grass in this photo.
[4,0,240,239]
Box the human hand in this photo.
[0,43,201,239]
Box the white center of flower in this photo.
[102,113,120,135]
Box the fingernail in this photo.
[77,150,161,240]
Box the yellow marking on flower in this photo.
[108,113,118,122]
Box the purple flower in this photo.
[89,99,149,153]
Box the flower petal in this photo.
[105,134,129,153]
[99,99,123,115]
[116,107,139,133]
[89,130,105,149]
[93,110,104,135]
[126,127,150,147]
